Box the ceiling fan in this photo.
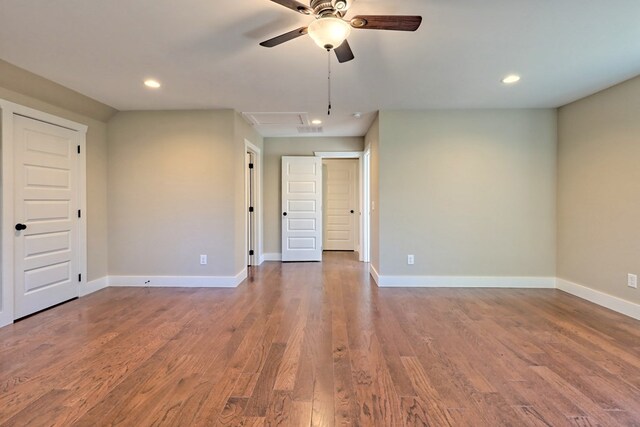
[260,0,422,63]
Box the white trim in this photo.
[0,98,87,326]
[80,277,109,297]
[375,274,556,288]
[110,269,247,289]
[0,105,15,327]
[77,128,88,299]
[263,253,282,261]
[370,264,380,285]
[2,272,639,329]
[244,140,262,267]
[362,149,371,263]
[557,278,640,321]
[314,151,362,159]
[314,150,369,263]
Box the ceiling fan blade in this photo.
[334,40,355,63]
[267,0,313,15]
[350,15,422,31]
[260,27,308,48]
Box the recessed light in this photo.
[311,119,323,125]
[144,79,161,89]
[502,75,521,84]
[353,112,362,119]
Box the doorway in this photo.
[245,140,262,266]
[322,159,358,252]
[315,151,370,263]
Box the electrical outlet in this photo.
[200,255,207,265]
[628,274,638,289]
[407,254,415,265]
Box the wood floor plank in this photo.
[244,344,287,417]
[264,391,312,426]
[0,252,638,426]
[330,280,359,426]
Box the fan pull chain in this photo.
[327,49,332,116]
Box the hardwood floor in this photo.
[1,252,639,426]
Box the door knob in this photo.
[15,223,27,231]
[350,210,355,214]
[283,212,288,216]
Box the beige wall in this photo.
[108,110,248,277]
[0,63,114,283]
[263,137,364,254]
[558,76,640,304]
[365,116,380,272]
[0,60,116,123]
[377,110,557,277]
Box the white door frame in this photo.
[362,148,371,263]
[314,151,369,263]
[244,139,262,266]
[0,99,88,327]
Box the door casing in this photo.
[245,139,262,266]
[0,99,87,327]
[314,151,370,263]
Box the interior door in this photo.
[13,115,80,319]
[323,159,357,251]
[281,156,322,262]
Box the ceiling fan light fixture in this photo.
[334,0,347,10]
[308,17,351,50]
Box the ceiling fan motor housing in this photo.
[310,0,344,17]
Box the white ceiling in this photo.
[1,0,639,137]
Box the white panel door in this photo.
[281,156,322,262]
[323,159,357,251]
[13,115,80,319]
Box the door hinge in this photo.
[77,145,81,154]
[78,273,82,282]
[249,250,254,256]
[248,163,254,169]
[249,206,254,213]
[78,209,82,218]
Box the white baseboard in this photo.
[263,253,282,261]
[370,265,380,285]
[557,278,640,321]
[0,310,12,328]
[375,274,556,289]
[109,268,247,288]
[80,276,109,297]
